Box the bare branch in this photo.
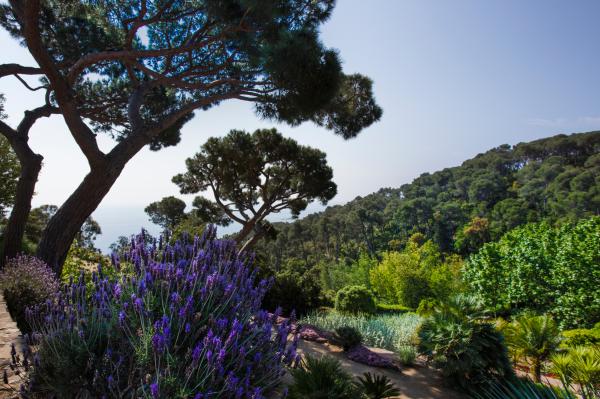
[13,74,47,91]
[0,63,42,78]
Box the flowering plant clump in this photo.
[14,227,298,398]
[0,255,59,333]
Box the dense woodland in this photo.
[257,131,600,318]
[258,131,599,266]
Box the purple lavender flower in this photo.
[150,382,159,398]
[17,226,296,398]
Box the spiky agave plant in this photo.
[551,346,600,399]
[505,314,561,383]
[286,355,363,399]
[418,305,513,389]
[355,372,400,399]
[472,378,576,399]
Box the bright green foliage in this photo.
[61,241,114,284]
[287,355,363,399]
[355,372,401,399]
[416,298,440,317]
[465,217,600,328]
[0,135,19,217]
[369,239,463,308]
[320,252,376,294]
[561,328,600,349]
[332,326,363,351]
[418,295,514,390]
[335,285,377,315]
[473,378,576,399]
[396,345,417,366]
[504,314,561,383]
[301,311,421,354]
[551,347,600,399]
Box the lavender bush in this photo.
[14,227,298,398]
[0,255,59,333]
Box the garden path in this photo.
[0,295,21,399]
[275,339,466,399]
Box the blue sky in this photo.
[1,0,600,251]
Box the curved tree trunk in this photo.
[1,152,43,266]
[36,163,123,274]
[531,359,542,383]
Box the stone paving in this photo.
[0,296,22,399]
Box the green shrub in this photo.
[396,273,432,309]
[0,255,59,333]
[376,303,412,314]
[505,314,561,383]
[355,372,400,399]
[261,258,322,316]
[396,345,417,366]
[301,311,422,354]
[560,328,600,348]
[332,326,363,351]
[287,355,362,399]
[550,346,600,399]
[465,217,600,329]
[418,296,513,390]
[335,285,377,315]
[416,298,439,316]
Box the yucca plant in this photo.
[472,378,576,399]
[287,355,363,399]
[355,372,400,399]
[418,295,513,390]
[551,346,600,399]
[505,314,561,382]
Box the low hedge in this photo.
[560,327,600,348]
[376,303,413,314]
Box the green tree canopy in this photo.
[172,128,337,250]
[0,0,381,271]
[256,131,600,272]
[464,216,600,328]
[144,196,187,230]
[0,134,20,217]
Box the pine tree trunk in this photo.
[0,153,43,266]
[235,220,256,245]
[36,164,123,274]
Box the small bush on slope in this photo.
[335,285,377,314]
[0,255,59,333]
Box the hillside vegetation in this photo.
[258,131,600,269]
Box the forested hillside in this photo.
[257,131,600,269]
